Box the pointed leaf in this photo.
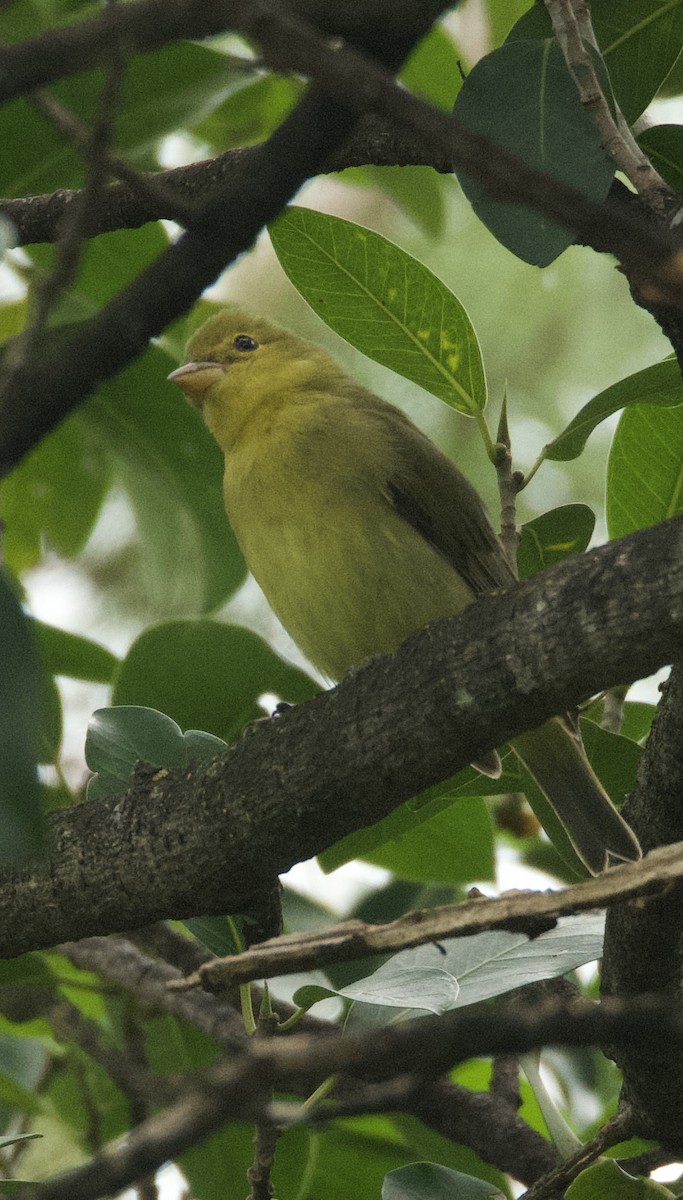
[269,207,487,415]
[518,505,595,577]
[546,358,683,462]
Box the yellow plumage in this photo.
[168,306,641,876]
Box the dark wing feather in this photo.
[381,415,515,595]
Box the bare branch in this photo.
[545,0,668,207]
[172,842,683,990]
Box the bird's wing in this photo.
[381,415,516,596]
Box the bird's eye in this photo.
[233,335,259,352]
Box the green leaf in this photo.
[509,0,683,124]
[383,1163,504,1200]
[33,622,118,684]
[400,23,464,109]
[36,674,62,766]
[0,1073,43,1116]
[453,40,614,266]
[182,916,243,957]
[191,73,304,150]
[0,43,251,195]
[349,166,447,238]
[269,207,487,415]
[1,401,111,573]
[111,620,318,742]
[518,504,595,577]
[291,984,340,1011]
[607,403,683,538]
[566,1158,675,1198]
[638,125,683,192]
[319,791,494,882]
[84,705,227,801]
[361,796,495,884]
[344,912,605,1029]
[0,573,44,862]
[85,345,244,613]
[28,225,170,317]
[546,358,683,462]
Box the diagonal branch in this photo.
[0,515,681,960]
[170,842,683,990]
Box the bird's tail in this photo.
[511,717,641,876]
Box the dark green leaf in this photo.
[453,40,614,266]
[0,43,251,195]
[182,917,243,957]
[517,504,595,577]
[291,984,339,1011]
[546,358,683,462]
[509,0,683,123]
[36,674,62,766]
[85,345,244,613]
[33,622,118,684]
[1,403,111,572]
[319,792,494,882]
[111,620,318,741]
[0,574,44,862]
[607,403,683,538]
[269,207,487,415]
[383,1162,504,1200]
[639,125,683,192]
[28,225,169,316]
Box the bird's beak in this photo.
[167,360,226,406]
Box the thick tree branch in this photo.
[602,663,683,1143]
[0,116,447,246]
[0,517,681,959]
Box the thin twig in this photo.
[170,841,683,990]
[520,1110,636,1200]
[544,0,668,208]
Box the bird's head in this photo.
[167,306,342,450]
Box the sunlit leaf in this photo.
[269,207,487,415]
[607,403,683,538]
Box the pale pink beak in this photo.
[167,361,226,406]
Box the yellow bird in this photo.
[168,306,641,876]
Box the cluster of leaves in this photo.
[0,0,682,1197]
